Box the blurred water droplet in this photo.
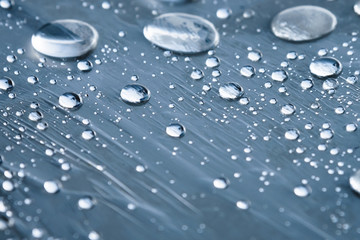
[219,83,244,100]
[271,5,337,41]
[120,84,150,105]
[294,185,311,197]
[78,197,94,210]
[0,77,14,91]
[143,13,219,53]
[0,0,13,9]
[77,60,93,72]
[309,57,342,79]
[59,92,83,110]
[354,1,360,15]
[213,177,229,189]
[32,19,98,58]
[350,170,360,194]
[271,70,288,82]
[166,123,186,138]
[236,200,250,210]
[43,181,59,194]
[216,8,232,19]
[2,180,14,192]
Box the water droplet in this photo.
[286,51,297,60]
[166,123,186,138]
[247,50,262,62]
[285,129,299,140]
[205,56,220,68]
[240,65,255,78]
[322,79,338,90]
[77,60,93,72]
[350,170,360,194]
[6,55,16,63]
[271,5,337,42]
[0,77,14,91]
[88,231,100,240]
[294,185,311,197]
[219,83,244,100]
[346,75,357,85]
[236,200,250,210]
[43,181,59,194]
[82,129,96,140]
[346,123,357,133]
[300,79,313,90]
[0,0,13,9]
[27,76,39,84]
[78,197,94,210]
[59,92,83,110]
[216,8,232,19]
[320,129,333,140]
[120,84,151,105]
[309,57,342,79]
[2,180,14,192]
[32,19,98,58]
[143,13,219,54]
[354,1,360,15]
[281,104,296,116]
[271,70,288,82]
[213,177,229,189]
[190,68,204,80]
[28,111,43,122]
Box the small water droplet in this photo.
[247,50,262,62]
[28,111,43,122]
[219,83,244,100]
[236,200,250,210]
[271,5,337,41]
[82,129,96,140]
[0,77,14,91]
[59,92,83,110]
[294,185,311,197]
[205,56,220,68]
[191,69,204,80]
[320,129,334,140]
[77,60,93,72]
[271,70,288,82]
[32,19,98,58]
[143,13,219,53]
[285,129,299,140]
[216,8,232,19]
[300,79,313,90]
[166,123,186,138]
[78,197,94,210]
[213,177,229,189]
[43,181,59,194]
[309,57,342,79]
[281,104,296,116]
[120,84,151,105]
[322,79,338,90]
[27,76,39,84]
[240,65,255,78]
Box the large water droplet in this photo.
[0,77,14,91]
[32,19,98,58]
[219,83,244,100]
[59,92,83,110]
[166,123,186,138]
[350,170,360,194]
[271,5,337,42]
[120,84,151,105]
[309,57,342,79]
[143,13,219,54]
[213,177,229,189]
[354,1,360,15]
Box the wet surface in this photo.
[0,0,360,239]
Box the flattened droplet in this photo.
[59,92,83,110]
[166,123,186,138]
[350,170,360,194]
[271,5,337,42]
[32,19,98,58]
[219,83,244,100]
[120,84,150,105]
[309,57,342,79]
[143,13,219,53]
[0,77,14,91]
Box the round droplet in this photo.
[213,177,229,189]
[236,200,250,210]
[120,84,150,105]
[205,56,220,68]
[271,70,288,82]
[0,0,13,9]
[216,8,232,19]
[166,123,186,138]
[77,60,93,72]
[0,77,14,91]
[28,111,43,122]
[82,129,96,140]
[219,83,244,100]
[191,69,204,80]
[2,180,14,192]
[271,5,337,42]
[300,79,313,90]
[27,76,39,84]
[281,104,296,116]
[309,57,342,79]
[285,129,299,140]
[247,50,262,62]
[350,170,360,194]
[59,92,83,110]
[240,65,255,78]
[354,1,360,15]
[43,181,59,194]
[346,123,357,133]
[78,197,94,210]
[32,19,98,58]
[143,13,219,54]
[294,185,311,197]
